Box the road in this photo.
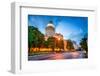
[28,51,86,60]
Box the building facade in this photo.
[45,21,55,37]
[45,21,69,51]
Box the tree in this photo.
[44,40,49,48]
[47,37,56,51]
[37,32,44,51]
[80,37,88,58]
[28,26,44,53]
[66,40,74,51]
[28,26,36,53]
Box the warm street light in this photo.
[58,37,60,40]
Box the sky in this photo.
[28,15,88,45]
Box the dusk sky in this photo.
[28,15,88,45]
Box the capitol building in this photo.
[44,21,67,51]
[45,21,63,41]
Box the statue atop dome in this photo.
[47,21,55,28]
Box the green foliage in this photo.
[28,26,44,52]
[80,37,88,51]
[80,36,88,58]
[66,40,74,50]
[44,40,49,48]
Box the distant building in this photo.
[72,41,79,50]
